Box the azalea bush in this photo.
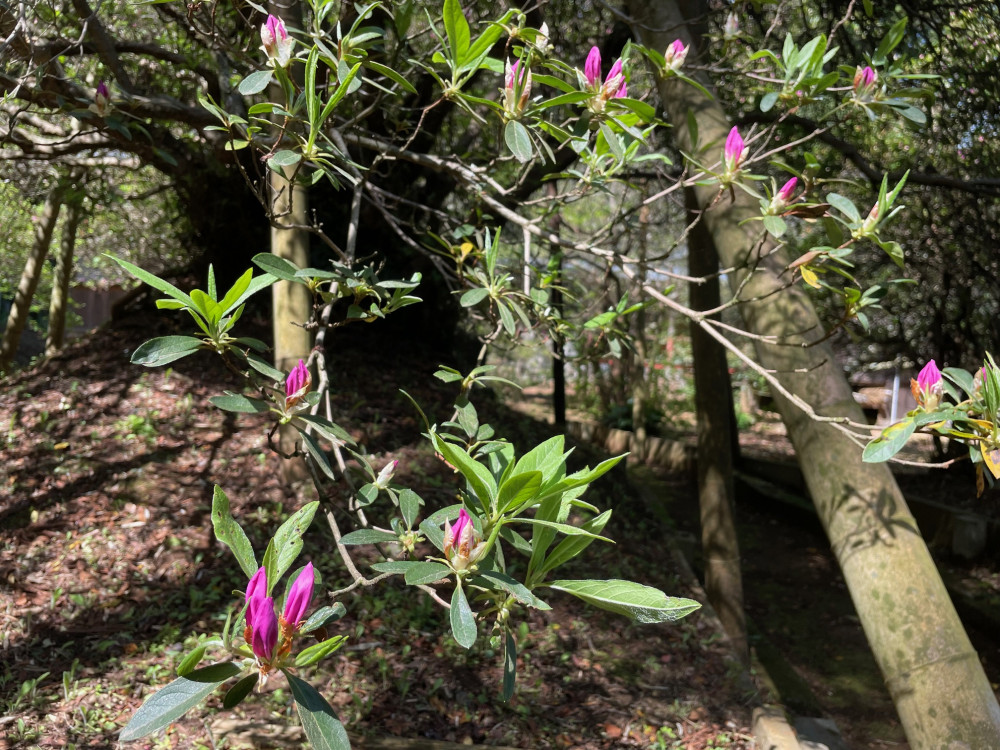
[102,1,935,747]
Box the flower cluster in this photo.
[261,14,294,68]
[244,563,315,672]
[583,47,627,112]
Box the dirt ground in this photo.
[0,309,756,749]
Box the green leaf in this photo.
[270,501,319,590]
[269,150,302,168]
[473,570,550,610]
[218,269,254,318]
[503,629,516,701]
[760,91,779,113]
[512,517,611,542]
[301,431,336,480]
[209,392,271,413]
[450,584,477,648]
[107,255,194,308]
[339,528,399,545]
[238,69,273,95]
[826,192,860,222]
[873,16,907,66]
[598,122,624,161]
[399,488,422,529]
[547,579,701,624]
[460,287,490,307]
[175,645,207,677]
[285,673,351,750]
[403,561,451,585]
[538,510,613,576]
[223,674,258,709]
[364,60,417,94]
[301,603,347,634]
[294,635,349,668]
[211,485,258,579]
[442,0,470,64]
[253,253,302,280]
[762,215,787,238]
[862,417,916,463]
[943,367,975,399]
[131,336,204,366]
[497,470,543,514]
[512,435,567,486]
[295,414,355,445]
[370,560,426,575]
[434,437,497,509]
[504,120,533,163]
[119,662,241,741]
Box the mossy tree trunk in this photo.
[686,188,748,665]
[0,178,66,372]
[629,0,1000,744]
[46,171,86,356]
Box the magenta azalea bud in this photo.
[443,508,483,571]
[776,177,797,202]
[248,595,278,661]
[261,14,294,68]
[601,59,627,99]
[664,39,689,73]
[912,360,944,410]
[584,46,601,86]
[853,65,877,94]
[284,359,311,410]
[90,81,111,117]
[503,59,531,115]
[246,566,267,603]
[917,360,942,393]
[724,126,748,173]
[282,562,314,629]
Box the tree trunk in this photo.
[686,187,748,665]
[0,179,66,372]
[629,1,1000,745]
[630,204,650,457]
[46,174,85,356]
[270,163,312,481]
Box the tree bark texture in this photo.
[686,187,748,665]
[628,1,1000,745]
[270,164,312,480]
[46,175,85,356]
[0,179,66,371]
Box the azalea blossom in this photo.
[443,508,484,570]
[663,39,688,74]
[912,360,943,411]
[247,593,279,662]
[90,81,111,117]
[723,126,748,174]
[261,14,294,68]
[503,58,532,116]
[281,563,314,632]
[582,47,627,112]
[284,359,311,410]
[853,65,877,95]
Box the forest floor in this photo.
[0,307,756,750]
[4,303,1000,750]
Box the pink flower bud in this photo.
[917,360,942,393]
[853,65,877,94]
[375,459,398,490]
[443,508,482,570]
[281,562,314,629]
[248,594,278,662]
[246,566,267,603]
[503,59,531,114]
[91,81,111,117]
[664,39,689,73]
[776,177,797,203]
[723,12,739,39]
[261,14,294,68]
[284,359,311,410]
[724,126,747,173]
[584,46,601,86]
